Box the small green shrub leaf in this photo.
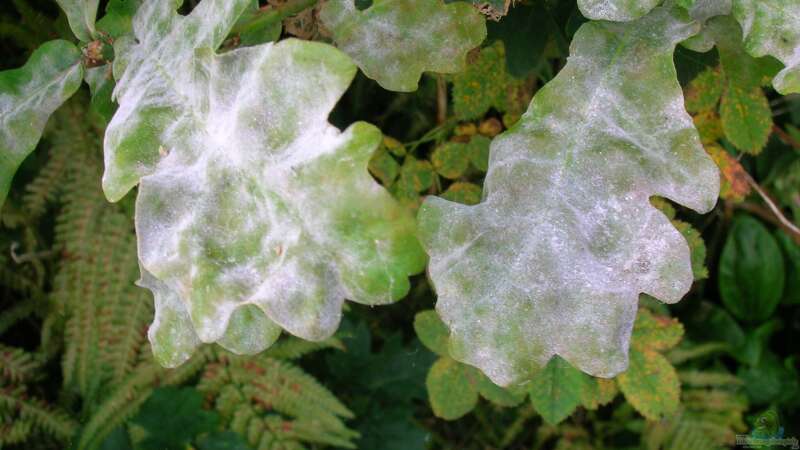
[719,216,785,322]
[417,6,719,386]
[0,40,83,208]
[441,182,482,205]
[426,357,479,420]
[431,142,469,179]
[527,356,587,425]
[414,310,450,356]
[476,374,526,407]
[320,0,486,92]
[452,42,527,121]
[617,348,680,420]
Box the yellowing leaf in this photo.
[684,66,723,114]
[617,348,680,420]
[426,357,479,420]
[431,142,469,179]
[630,308,684,352]
[441,182,482,206]
[417,6,718,386]
[320,0,486,92]
[720,83,772,155]
[452,42,528,121]
[706,144,751,202]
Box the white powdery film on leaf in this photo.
[418,6,719,387]
[104,0,425,367]
[319,0,486,92]
[578,0,660,21]
[733,0,800,94]
[0,40,83,208]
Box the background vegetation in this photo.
[1,0,798,449]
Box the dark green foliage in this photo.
[1,1,800,449]
[719,216,785,323]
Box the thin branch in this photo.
[773,124,800,151]
[436,74,447,125]
[740,172,800,244]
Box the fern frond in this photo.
[263,336,344,360]
[75,351,211,450]
[22,141,71,220]
[0,344,42,383]
[644,370,748,450]
[199,353,357,449]
[0,296,40,337]
[0,383,78,444]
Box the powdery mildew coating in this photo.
[577,0,660,21]
[103,0,426,367]
[733,0,800,94]
[320,0,486,92]
[418,7,720,387]
[0,40,83,207]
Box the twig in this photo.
[436,74,447,124]
[741,172,800,244]
[773,124,800,151]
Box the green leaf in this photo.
[527,356,587,425]
[0,40,83,209]
[718,215,785,323]
[711,17,773,155]
[104,0,426,366]
[452,42,526,121]
[720,84,772,155]
[368,146,400,186]
[398,156,435,192]
[84,65,116,125]
[578,0,660,21]
[486,3,549,78]
[96,0,140,38]
[414,310,450,357]
[476,374,526,407]
[617,348,680,420]
[56,0,99,41]
[320,0,487,92]
[417,6,719,386]
[466,135,491,172]
[441,182,482,205]
[132,387,220,450]
[325,320,434,450]
[775,231,800,305]
[733,0,800,94]
[431,142,469,179]
[195,431,252,450]
[579,377,618,410]
[426,357,479,420]
[673,220,708,280]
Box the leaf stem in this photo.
[231,0,318,36]
[741,172,800,244]
[773,124,800,152]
